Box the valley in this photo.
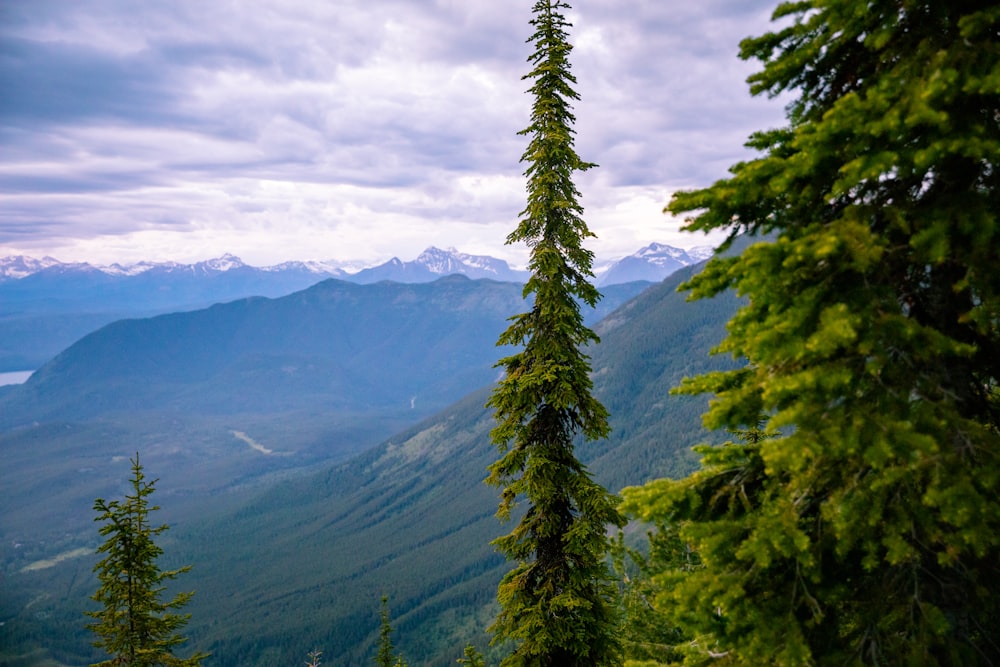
[0,260,738,666]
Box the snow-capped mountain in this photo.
[0,253,356,283]
[596,242,715,286]
[100,260,173,277]
[2,243,714,287]
[0,244,711,372]
[0,253,351,316]
[0,255,67,280]
[0,254,356,371]
[264,259,358,275]
[419,247,518,278]
[350,246,529,284]
[686,245,715,262]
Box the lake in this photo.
[0,370,33,386]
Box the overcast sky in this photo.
[0,0,788,268]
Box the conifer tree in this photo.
[624,0,1000,663]
[486,1,624,665]
[86,453,206,666]
[375,595,407,667]
[621,423,778,665]
[457,645,486,667]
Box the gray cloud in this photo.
[0,38,180,125]
[0,0,787,264]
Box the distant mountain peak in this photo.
[418,246,452,257]
[636,242,689,260]
[350,247,526,284]
[416,247,464,275]
[101,260,174,276]
[596,242,714,287]
[0,255,63,280]
[261,259,350,275]
[687,245,715,262]
[194,254,246,272]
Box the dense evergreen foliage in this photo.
[485,1,624,664]
[624,0,1000,664]
[618,423,778,666]
[86,454,206,666]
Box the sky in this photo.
[0,0,789,268]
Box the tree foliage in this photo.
[621,424,781,666]
[375,595,408,667]
[624,0,1000,664]
[485,1,624,665]
[457,644,487,667]
[613,519,696,667]
[86,453,206,667]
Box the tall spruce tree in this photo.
[623,0,1000,664]
[86,454,206,667]
[486,1,624,665]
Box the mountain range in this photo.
[0,243,713,286]
[0,244,709,373]
[0,275,649,430]
[0,248,745,666]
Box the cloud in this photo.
[0,0,787,265]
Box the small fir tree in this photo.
[486,1,624,665]
[375,595,407,667]
[457,645,487,667]
[86,453,206,666]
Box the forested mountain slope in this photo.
[175,263,740,666]
[1,263,740,666]
[0,276,649,580]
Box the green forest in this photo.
[5,0,999,664]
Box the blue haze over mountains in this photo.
[0,243,709,372]
[0,247,743,665]
[0,275,650,430]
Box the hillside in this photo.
[2,276,527,426]
[0,276,650,554]
[0,263,741,666]
[0,255,341,370]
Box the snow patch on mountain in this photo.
[636,242,691,262]
[102,261,163,277]
[596,242,715,286]
[687,245,716,262]
[0,256,62,280]
[417,247,464,274]
[263,259,354,275]
[198,253,245,272]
